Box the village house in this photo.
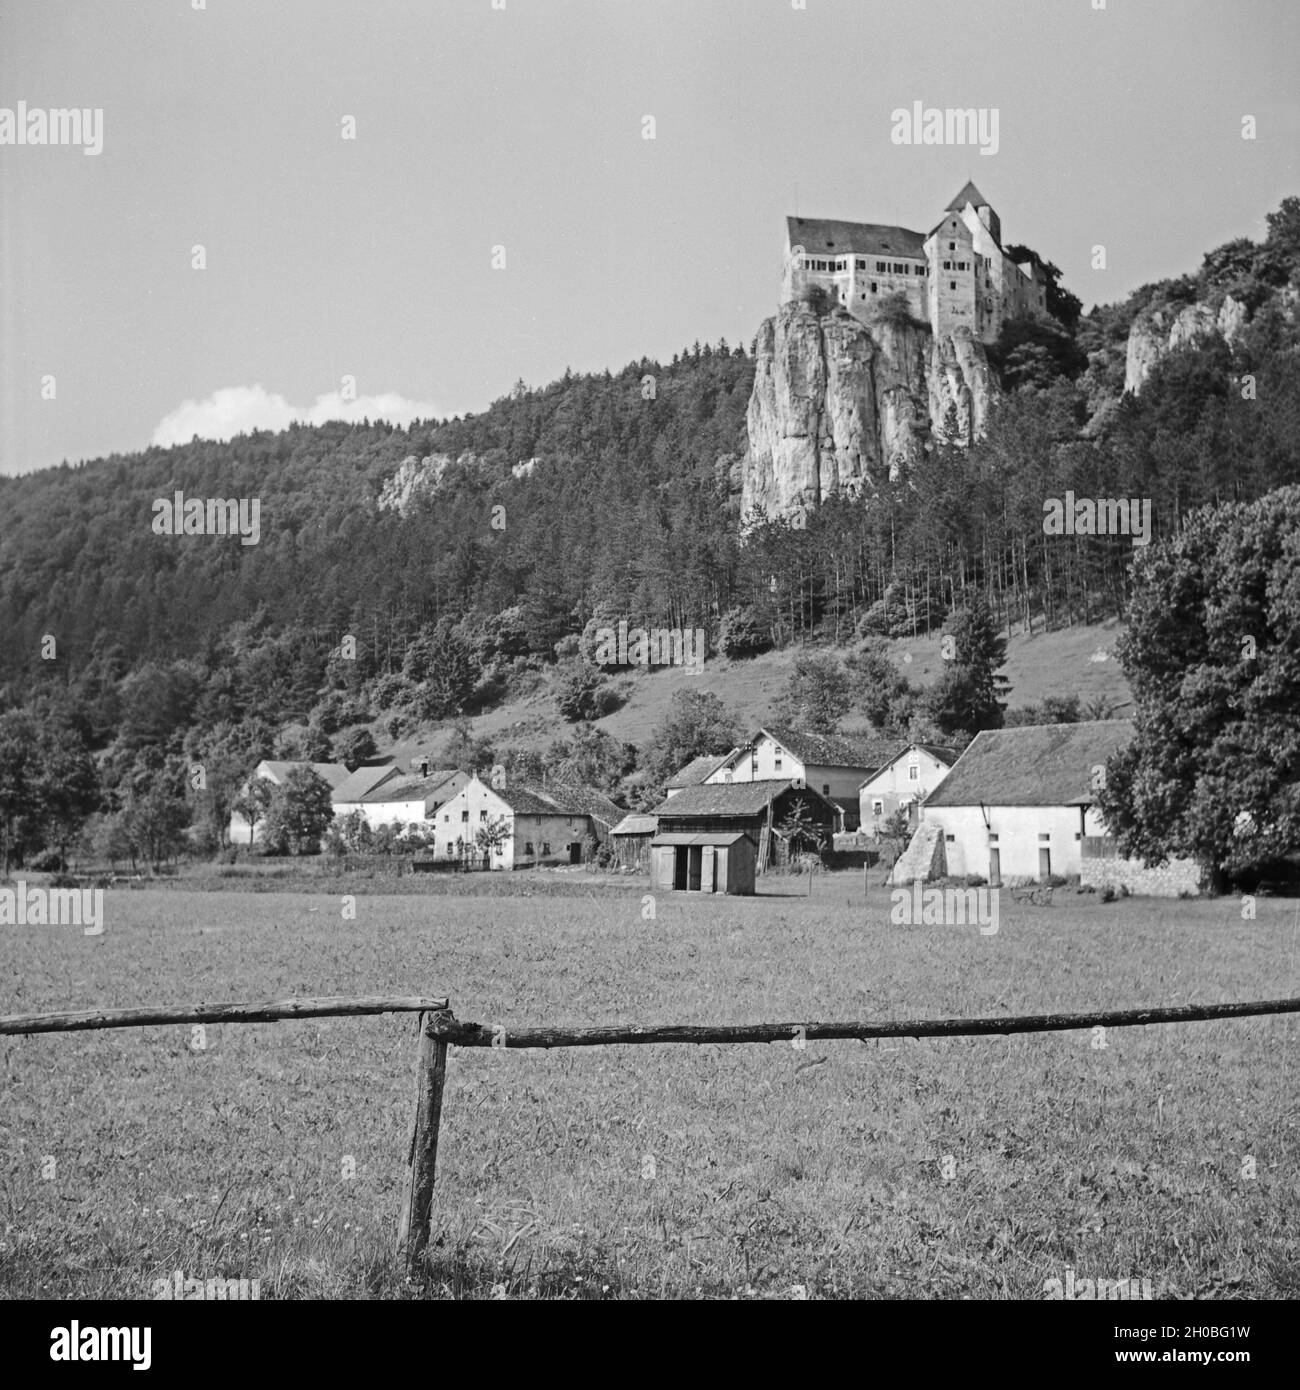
[782,181,1048,344]
[351,768,469,830]
[702,727,895,831]
[858,743,959,835]
[228,759,350,844]
[651,778,840,890]
[430,775,622,870]
[892,721,1202,896]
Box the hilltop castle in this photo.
[780,181,1047,344]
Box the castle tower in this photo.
[946,180,1000,247]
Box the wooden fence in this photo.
[4,992,1300,1274]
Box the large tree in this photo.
[924,595,1010,738]
[1096,486,1300,890]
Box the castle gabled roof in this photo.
[786,217,926,260]
[945,180,991,212]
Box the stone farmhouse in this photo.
[781,181,1048,344]
[858,743,959,835]
[430,774,622,869]
[891,721,1202,896]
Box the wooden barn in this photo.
[651,779,840,879]
[649,831,757,896]
[609,814,658,870]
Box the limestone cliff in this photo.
[741,301,996,519]
[1123,294,1246,394]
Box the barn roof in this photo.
[653,779,838,818]
[259,760,351,789]
[332,764,402,803]
[543,783,624,826]
[787,217,926,260]
[611,815,659,836]
[666,752,733,789]
[925,722,1134,808]
[758,726,897,771]
[362,769,463,805]
[487,780,622,822]
[651,832,755,847]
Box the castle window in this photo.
[949,241,956,250]
[943,261,951,271]
[856,259,865,270]
[870,282,877,293]
[876,261,886,272]
[950,281,956,290]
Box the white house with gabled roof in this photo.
[858,743,958,835]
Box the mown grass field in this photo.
[2,879,1297,1300]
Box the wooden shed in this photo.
[649,831,757,896]
[610,814,658,870]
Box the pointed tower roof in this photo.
[945,180,990,212]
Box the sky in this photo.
[1,0,1297,475]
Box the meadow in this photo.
[2,877,1297,1300]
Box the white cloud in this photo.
[151,384,441,447]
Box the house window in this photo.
[856,259,865,270]
[524,841,534,855]
[909,765,919,781]
[872,800,884,816]
[774,751,783,772]
[1038,832,1050,841]
[988,833,999,843]
[945,833,955,842]
[461,810,469,822]
[943,261,951,271]
[751,750,759,775]
[822,784,830,796]
[950,281,956,291]
[480,809,488,821]
[541,842,550,855]
[870,282,877,293]
[723,770,732,783]
[949,241,956,250]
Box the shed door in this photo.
[989,848,1001,887]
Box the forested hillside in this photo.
[0,200,1297,866]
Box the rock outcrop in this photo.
[1123,294,1246,395]
[741,302,997,520]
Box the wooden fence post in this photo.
[397,1008,452,1273]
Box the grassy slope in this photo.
[2,883,1295,1300]
[384,618,1133,767]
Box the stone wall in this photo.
[1081,854,1202,898]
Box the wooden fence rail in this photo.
[3,992,1298,1275]
[425,996,1300,1049]
[0,995,449,1035]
